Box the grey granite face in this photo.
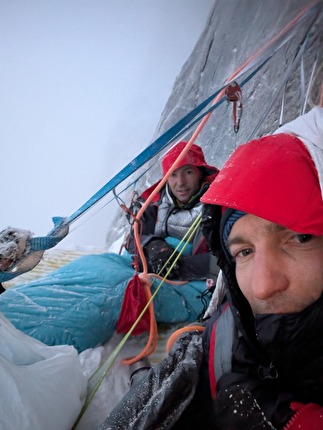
[106,0,323,249]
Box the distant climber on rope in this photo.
[125,141,220,281]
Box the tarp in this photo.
[0,312,87,430]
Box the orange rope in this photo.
[166,325,205,353]
[121,273,187,365]
[122,274,158,365]
[127,109,216,363]
[125,2,320,364]
[127,82,228,362]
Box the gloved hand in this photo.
[144,238,180,279]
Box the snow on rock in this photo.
[3,1,322,427]
[106,0,323,249]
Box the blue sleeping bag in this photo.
[0,252,208,352]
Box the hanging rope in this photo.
[128,0,323,342]
[2,0,319,285]
[70,5,323,425]
[123,213,203,364]
[246,7,320,140]
[71,213,202,429]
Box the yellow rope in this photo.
[72,214,202,429]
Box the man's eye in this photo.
[232,248,253,260]
[239,248,252,257]
[295,234,313,244]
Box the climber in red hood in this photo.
[125,141,219,281]
[199,107,323,429]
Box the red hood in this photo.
[162,141,219,177]
[141,141,218,202]
[201,133,323,235]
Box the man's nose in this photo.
[251,250,289,300]
[176,173,186,186]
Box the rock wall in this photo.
[106,0,323,249]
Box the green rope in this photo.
[153,213,202,279]
[72,214,202,429]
